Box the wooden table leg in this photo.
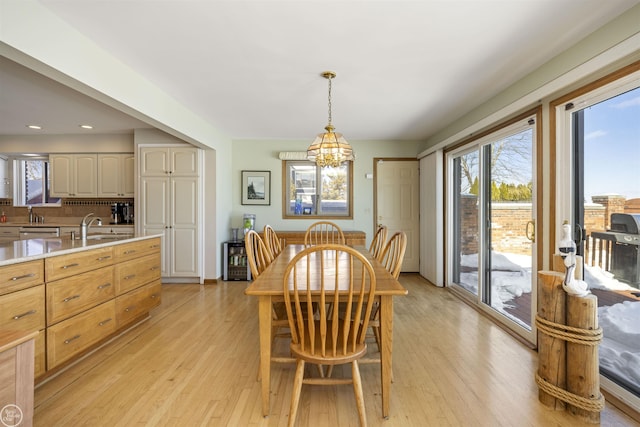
[258,296,273,417]
[379,295,393,418]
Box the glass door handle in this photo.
[526,220,535,243]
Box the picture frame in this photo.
[241,170,271,205]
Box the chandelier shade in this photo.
[307,71,354,167]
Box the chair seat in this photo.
[290,320,368,365]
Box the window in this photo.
[282,161,352,218]
[14,157,60,206]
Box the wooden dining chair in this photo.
[369,231,407,351]
[245,230,274,279]
[263,224,283,259]
[368,224,388,261]
[245,230,293,377]
[304,221,345,246]
[283,244,376,427]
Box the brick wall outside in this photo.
[459,194,638,256]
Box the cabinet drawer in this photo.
[45,247,114,282]
[47,300,116,369]
[0,260,44,296]
[113,237,161,262]
[116,279,161,328]
[34,331,45,378]
[115,253,161,295]
[0,285,45,332]
[46,266,115,326]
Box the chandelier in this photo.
[307,71,354,167]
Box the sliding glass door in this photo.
[559,78,640,405]
[449,114,537,339]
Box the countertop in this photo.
[0,234,161,267]
[0,221,134,228]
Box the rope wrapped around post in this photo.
[535,314,605,411]
[536,269,605,423]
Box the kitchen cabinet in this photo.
[114,238,161,328]
[0,236,160,380]
[139,145,201,280]
[0,331,38,427]
[47,300,116,369]
[0,227,19,244]
[0,260,46,378]
[139,146,199,176]
[50,154,98,198]
[97,153,135,197]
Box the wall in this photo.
[231,138,422,246]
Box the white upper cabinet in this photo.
[140,146,199,176]
[50,154,98,198]
[97,154,135,198]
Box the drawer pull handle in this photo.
[97,282,112,290]
[124,274,136,280]
[12,273,35,281]
[64,335,81,344]
[99,318,112,326]
[63,295,81,303]
[151,294,158,299]
[97,255,112,261]
[124,250,136,255]
[151,266,160,271]
[152,244,160,248]
[62,263,79,269]
[125,306,136,312]
[13,309,36,320]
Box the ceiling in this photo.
[1,1,638,142]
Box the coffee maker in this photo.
[110,203,134,224]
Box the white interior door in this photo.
[375,159,420,271]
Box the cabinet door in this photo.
[74,154,97,197]
[139,147,169,176]
[50,154,97,197]
[171,147,199,176]
[98,154,135,197]
[171,177,199,276]
[97,154,120,197]
[50,154,73,197]
[122,154,135,197]
[140,177,170,275]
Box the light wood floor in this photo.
[34,274,638,426]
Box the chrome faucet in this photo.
[80,213,102,240]
[28,206,33,224]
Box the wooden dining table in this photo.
[244,244,408,418]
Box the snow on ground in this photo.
[458,251,640,394]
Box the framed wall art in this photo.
[242,170,271,205]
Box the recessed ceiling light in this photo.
[26,125,42,130]
[79,124,94,129]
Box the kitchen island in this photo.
[0,234,162,382]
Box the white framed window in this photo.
[13,157,61,206]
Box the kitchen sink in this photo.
[86,234,134,240]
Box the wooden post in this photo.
[566,293,601,423]
[552,254,583,279]
[537,270,566,410]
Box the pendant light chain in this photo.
[327,75,332,128]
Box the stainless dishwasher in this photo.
[18,226,61,239]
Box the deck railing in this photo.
[585,231,615,271]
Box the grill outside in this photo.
[607,213,640,287]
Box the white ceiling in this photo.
[1,1,638,141]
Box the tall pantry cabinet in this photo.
[138,145,202,281]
